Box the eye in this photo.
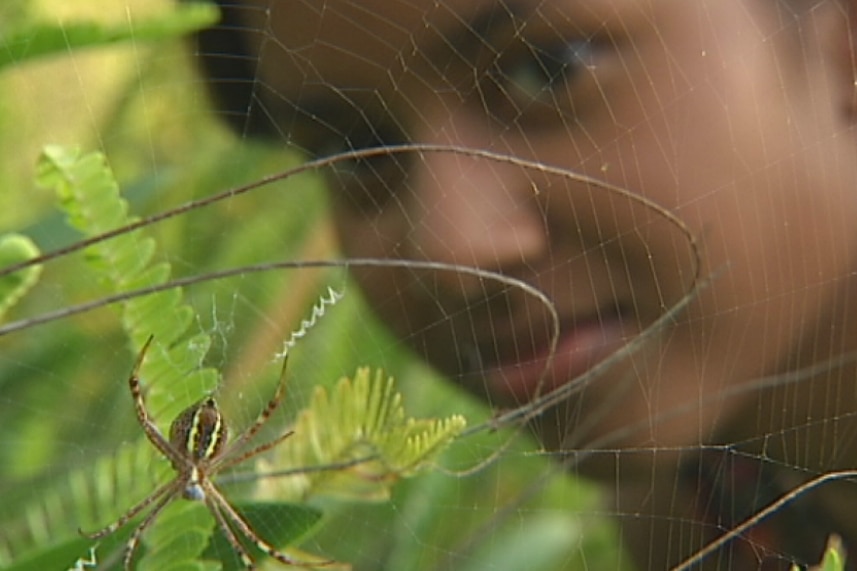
[484,37,604,127]
[505,40,597,99]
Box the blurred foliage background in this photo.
[0,1,624,570]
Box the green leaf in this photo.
[138,503,213,571]
[0,442,163,571]
[36,145,217,570]
[0,452,327,571]
[817,534,846,571]
[457,513,585,571]
[203,502,324,571]
[36,145,218,418]
[0,233,41,320]
[790,535,847,571]
[3,537,119,571]
[0,3,220,71]
[259,368,466,502]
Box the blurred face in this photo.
[238,0,857,462]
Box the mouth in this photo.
[477,309,631,405]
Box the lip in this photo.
[482,313,630,404]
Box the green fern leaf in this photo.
[36,145,219,569]
[792,534,847,571]
[260,368,466,502]
[36,145,217,416]
[1,441,163,569]
[0,233,41,319]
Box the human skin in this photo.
[198,0,857,567]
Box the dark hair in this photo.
[191,1,277,138]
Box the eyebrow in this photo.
[425,1,529,64]
[285,1,532,146]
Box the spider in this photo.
[80,335,332,570]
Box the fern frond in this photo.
[260,368,466,502]
[36,145,217,568]
[0,441,163,569]
[36,145,217,418]
[0,233,41,319]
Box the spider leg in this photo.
[121,480,182,571]
[205,493,256,570]
[79,478,179,539]
[128,335,185,466]
[214,430,294,472]
[220,353,291,461]
[203,480,334,568]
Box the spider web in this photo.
[1,0,857,570]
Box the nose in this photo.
[404,108,548,298]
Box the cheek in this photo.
[332,206,419,332]
[531,84,857,449]
[332,196,410,256]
